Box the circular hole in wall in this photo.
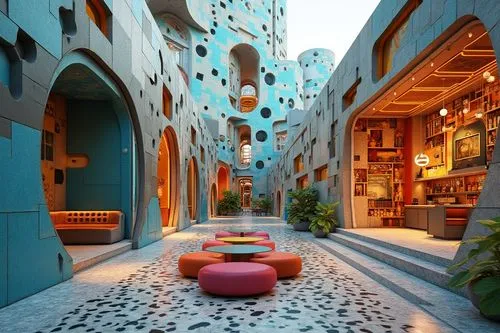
[256,131,268,142]
[279,97,284,104]
[313,51,319,57]
[288,98,295,109]
[264,73,275,86]
[256,161,264,169]
[196,45,207,57]
[260,107,271,118]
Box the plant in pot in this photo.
[310,202,340,238]
[258,197,272,216]
[286,186,318,231]
[217,190,241,216]
[447,217,500,321]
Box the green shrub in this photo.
[310,202,340,233]
[448,217,500,317]
[286,186,318,225]
[217,191,241,215]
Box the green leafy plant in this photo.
[286,186,318,225]
[310,202,340,234]
[217,191,241,215]
[258,197,272,213]
[448,217,500,318]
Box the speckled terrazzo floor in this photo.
[0,217,461,333]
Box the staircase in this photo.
[328,228,456,294]
[301,230,500,332]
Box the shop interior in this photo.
[350,22,498,257]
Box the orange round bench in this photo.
[250,252,302,278]
[202,240,230,250]
[251,239,276,250]
[198,262,277,296]
[178,252,225,278]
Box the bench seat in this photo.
[50,211,125,245]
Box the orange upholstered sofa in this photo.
[50,211,125,245]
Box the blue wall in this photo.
[137,197,163,248]
[66,101,122,211]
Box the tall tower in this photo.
[298,48,335,110]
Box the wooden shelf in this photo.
[414,166,487,182]
[425,131,445,140]
[426,191,481,196]
[487,127,498,132]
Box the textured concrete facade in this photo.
[268,0,500,265]
[299,48,335,110]
[0,0,217,307]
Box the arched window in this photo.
[240,143,252,167]
[86,0,108,36]
[229,44,260,112]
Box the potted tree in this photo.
[217,190,241,216]
[448,217,500,321]
[286,186,318,231]
[310,202,340,238]
[258,197,272,216]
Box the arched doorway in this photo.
[217,163,230,199]
[210,183,217,217]
[187,157,199,221]
[41,53,137,248]
[277,191,282,217]
[157,126,180,228]
[238,177,253,208]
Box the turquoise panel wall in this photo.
[0,48,9,86]
[66,101,122,211]
[7,212,72,304]
[0,213,6,308]
[137,197,162,248]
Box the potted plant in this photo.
[447,217,500,321]
[258,197,272,216]
[310,202,340,238]
[286,186,318,231]
[217,190,241,216]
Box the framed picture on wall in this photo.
[455,133,481,161]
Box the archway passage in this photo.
[210,183,217,217]
[187,157,199,221]
[238,177,253,208]
[217,163,230,199]
[41,57,136,262]
[157,126,180,228]
[345,20,498,262]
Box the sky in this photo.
[287,0,381,63]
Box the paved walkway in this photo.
[0,217,484,332]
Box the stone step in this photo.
[336,228,453,267]
[309,236,500,333]
[328,232,460,295]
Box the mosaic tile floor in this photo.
[0,217,463,332]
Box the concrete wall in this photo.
[299,48,335,110]
[268,0,500,265]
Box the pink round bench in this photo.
[198,262,277,296]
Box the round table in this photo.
[216,236,264,244]
[206,245,272,262]
[227,227,255,237]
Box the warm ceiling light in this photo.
[463,107,469,114]
[411,77,415,81]
[440,108,448,117]
[487,75,496,83]
[372,107,376,111]
[468,32,473,38]
[431,62,434,67]
[393,92,397,96]
[476,111,484,118]
[483,71,491,80]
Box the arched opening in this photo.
[238,177,253,208]
[237,125,252,168]
[229,44,260,112]
[210,183,217,217]
[157,126,180,229]
[41,54,137,260]
[187,157,199,221]
[345,19,499,261]
[217,162,230,199]
[276,191,282,217]
[158,14,191,85]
